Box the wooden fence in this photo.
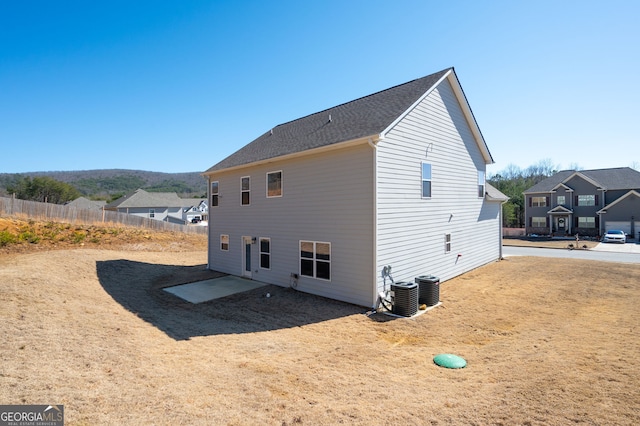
[0,196,208,235]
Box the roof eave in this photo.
[202,135,380,176]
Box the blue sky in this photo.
[1,0,638,175]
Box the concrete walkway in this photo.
[164,275,267,304]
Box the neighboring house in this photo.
[523,167,640,239]
[65,197,106,211]
[105,189,188,224]
[203,67,508,307]
[182,199,209,223]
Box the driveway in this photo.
[503,243,640,264]
[591,242,640,253]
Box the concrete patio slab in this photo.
[164,275,267,304]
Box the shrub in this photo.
[18,231,40,244]
[72,231,86,244]
[0,231,17,247]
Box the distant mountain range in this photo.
[0,169,208,199]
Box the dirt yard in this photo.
[1,220,639,425]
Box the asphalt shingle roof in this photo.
[524,167,640,193]
[105,189,185,209]
[206,68,453,173]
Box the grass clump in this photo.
[0,230,17,247]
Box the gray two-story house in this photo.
[203,68,508,307]
[524,167,640,239]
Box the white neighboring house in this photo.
[203,67,508,307]
[182,199,209,224]
[105,189,191,224]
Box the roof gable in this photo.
[205,68,492,174]
[597,190,640,214]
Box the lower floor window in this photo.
[260,238,270,269]
[578,217,595,228]
[300,241,331,280]
[444,233,451,253]
[532,217,546,227]
[220,234,229,251]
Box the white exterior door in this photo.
[242,236,252,278]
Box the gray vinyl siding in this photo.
[208,143,375,306]
[375,79,498,292]
[603,193,640,221]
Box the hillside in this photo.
[0,169,207,199]
[0,217,207,253]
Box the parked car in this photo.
[602,230,626,243]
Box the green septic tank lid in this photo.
[433,353,467,369]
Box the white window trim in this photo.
[266,170,283,198]
[421,162,432,199]
[577,195,595,207]
[478,170,485,198]
[578,217,596,228]
[220,234,229,251]
[532,217,546,227]
[211,181,219,207]
[241,176,250,206]
[532,196,547,207]
[149,209,155,218]
[259,237,271,270]
[444,233,451,254]
[299,240,331,281]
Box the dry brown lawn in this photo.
[1,221,639,425]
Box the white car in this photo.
[603,230,626,243]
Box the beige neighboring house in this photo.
[65,197,107,210]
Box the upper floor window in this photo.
[421,162,432,198]
[577,195,595,206]
[531,196,547,207]
[241,177,250,205]
[267,171,282,197]
[211,181,219,207]
[478,171,485,198]
[557,195,565,205]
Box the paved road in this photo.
[503,245,640,264]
